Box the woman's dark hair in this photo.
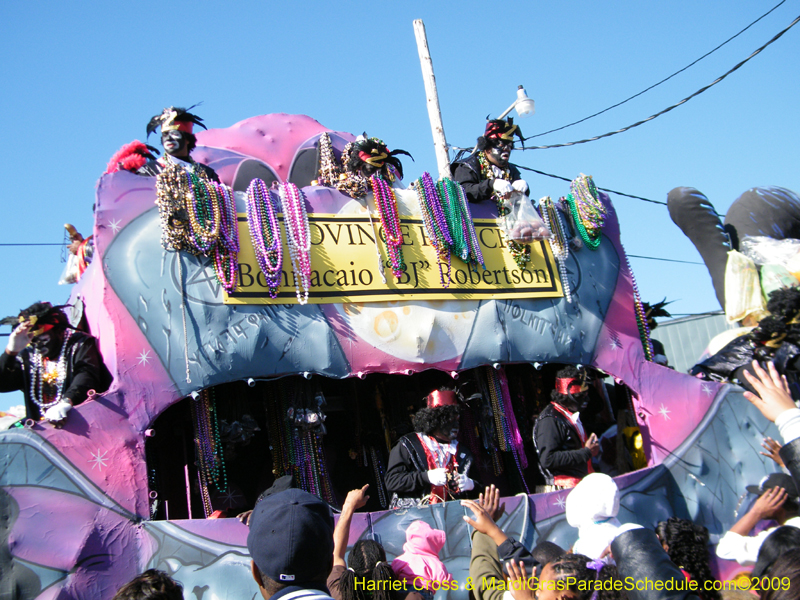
[412,405,460,436]
[761,548,800,600]
[754,526,800,579]
[338,539,396,600]
[548,553,623,600]
[112,569,183,600]
[654,518,719,600]
[550,365,588,412]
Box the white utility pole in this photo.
[413,19,451,181]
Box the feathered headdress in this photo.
[345,135,413,180]
[642,299,673,330]
[146,105,207,137]
[12,302,73,336]
[105,140,160,174]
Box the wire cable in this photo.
[628,254,704,265]
[520,12,800,150]
[525,0,788,140]
[514,164,667,205]
[0,243,64,247]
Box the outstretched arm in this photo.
[333,485,370,567]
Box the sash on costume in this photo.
[417,433,458,503]
[549,402,594,481]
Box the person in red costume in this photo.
[533,366,601,491]
[385,389,477,508]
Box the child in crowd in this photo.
[330,485,423,600]
[566,473,621,562]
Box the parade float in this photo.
[0,111,781,600]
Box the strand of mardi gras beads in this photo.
[541,197,572,303]
[246,179,283,298]
[413,172,453,286]
[212,182,239,293]
[186,170,222,254]
[29,329,73,410]
[190,394,213,517]
[313,132,341,187]
[622,247,655,361]
[370,174,406,280]
[278,182,312,304]
[566,174,606,250]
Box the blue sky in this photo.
[1,1,798,411]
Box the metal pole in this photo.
[413,19,451,181]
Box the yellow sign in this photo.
[225,214,563,304]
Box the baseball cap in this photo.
[247,488,334,588]
[746,473,800,499]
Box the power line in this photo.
[628,254,704,266]
[520,12,800,150]
[525,0,788,140]
[0,243,64,247]
[514,164,667,206]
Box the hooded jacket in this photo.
[391,521,452,591]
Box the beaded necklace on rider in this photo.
[28,329,73,411]
[370,174,406,280]
[540,197,572,303]
[413,172,454,287]
[477,152,531,268]
[246,178,283,298]
[277,182,312,304]
[213,181,239,293]
[566,174,606,250]
[437,177,485,270]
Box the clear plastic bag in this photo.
[501,191,550,243]
[740,235,800,266]
[724,250,767,324]
[760,264,799,299]
[58,253,81,285]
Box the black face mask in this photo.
[30,329,63,359]
[161,130,188,156]
[485,142,513,167]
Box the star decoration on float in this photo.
[554,495,567,509]
[109,218,121,233]
[220,489,243,508]
[608,336,622,350]
[138,350,151,365]
[658,404,671,420]
[701,383,713,396]
[89,449,109,471]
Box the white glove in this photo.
[6,323,32,354]
[427,468,448,486]
[492,179,513,196]
[511,179,529,194]
[44,400,72,423]
[455,473,475,492]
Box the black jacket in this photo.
[452,154,522,204]
[385,433,475,500]
[0,331,111,420]
[611,528,701,600]
[533,403,592,483]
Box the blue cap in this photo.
[247,488,334,588]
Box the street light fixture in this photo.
[498,85,535,120]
